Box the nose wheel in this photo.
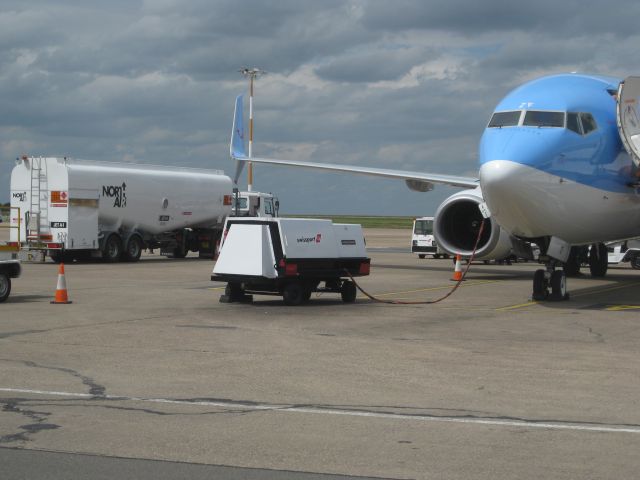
[532,266,569,301]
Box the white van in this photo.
[411,217,449,259]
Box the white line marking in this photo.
[1,387,639,434]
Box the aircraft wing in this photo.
[230,95,479,191]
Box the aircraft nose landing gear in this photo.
[532,264,569,301]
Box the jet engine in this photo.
[434,187,522,261]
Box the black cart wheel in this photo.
[0,273,11,303]
[340,280,357,303]
[224,282,244,301]
[283,282,305,306]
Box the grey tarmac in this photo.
[1,228,640,479]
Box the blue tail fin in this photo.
[231,94,246,159]
[231,94,246,184]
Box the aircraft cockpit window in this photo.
[523,111,565,128]
[488,111,521,128]
[567,113,581,134]
[579,113,597,134]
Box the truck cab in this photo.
[231,191,279,218]
[411,216,448,259]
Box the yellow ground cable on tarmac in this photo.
[345,219,486,305]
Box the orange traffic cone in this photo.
[51,263,72,304]
[451,254,464,282]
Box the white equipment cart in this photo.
[212,218,370,305]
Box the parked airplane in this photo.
[229,73,640,301]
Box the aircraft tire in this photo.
[532,269,548,301]
[588,243,608,277]
[550,270,567,301]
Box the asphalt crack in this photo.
[0,359,107,443]
[13,360,106,397]
[0,398,59,444]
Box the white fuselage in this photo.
[480,159,640,244]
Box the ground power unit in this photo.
[212,218,370,305]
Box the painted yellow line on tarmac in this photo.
[495,301,538,311]
[570,281,640,298]
[496,280,640,311]
[606,305,640,311]
[374,280,502,298]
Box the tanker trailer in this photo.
[10,156,233,262]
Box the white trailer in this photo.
[212,217,370,305]
[10,156,234,262]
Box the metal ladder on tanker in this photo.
[26,156,50,247]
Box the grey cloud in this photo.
[314,46,434,83]
[361,0,640,37]
[0,0,633,215]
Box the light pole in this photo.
[239,67,266,192]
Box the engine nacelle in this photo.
[434,187,515,260]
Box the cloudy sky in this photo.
[0,1,636,215]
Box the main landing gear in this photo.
[532,242,607,301]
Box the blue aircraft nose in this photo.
[479,122,573,238]
[480,128,566,169]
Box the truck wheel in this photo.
[0,273,11,303]
[418,254,426,259]
[49,250,63,263]
[283,282,304,306]
[103,234,122,263]
[340,280,357,303]
[171,245,187,259]
[631,254,640,270]
[123,236,143,262]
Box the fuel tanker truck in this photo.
[9,156,277,262]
